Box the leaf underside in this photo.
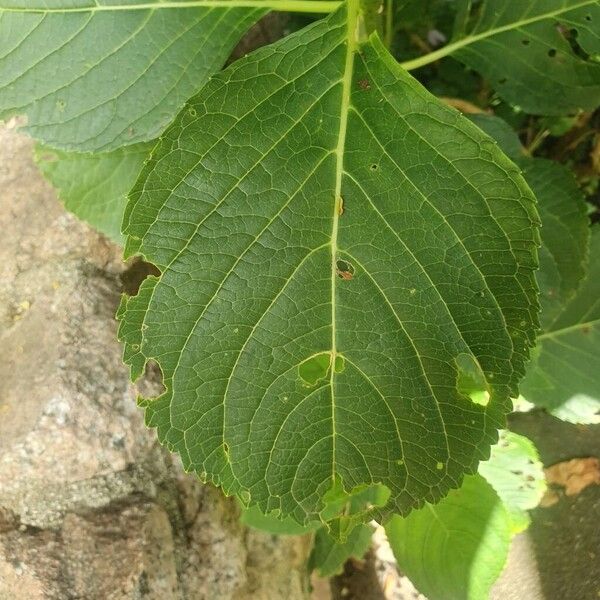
[119,6,539,524]
[0,0,262,151]
[454,0,600,115]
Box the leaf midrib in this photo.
[399,0,597,71]
[329,0,359,481]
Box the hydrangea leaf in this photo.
[35,143,152,243]
[479,430,546,533]
[118,3,539,525]
[0,0,264,151]
[385,474,512,600]
[520,227,600,422]
[402,0,600,116]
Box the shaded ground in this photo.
[505,411,600,600]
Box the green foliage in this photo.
[470,114,590,329]
[118,2,539,526]
[401,0,600,116]
[385,429,545,599]
[385,474,512,600]
[310,523,374,576]
[521,227,600,422]
[469,115,598,424]
[478,430,546,533]
[0,1,263,151]
[35,143,152,242]
[4,0,599,595]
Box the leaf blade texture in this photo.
[0,0,263,151]
[119,6,539,523]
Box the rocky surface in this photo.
[0,122,311,600]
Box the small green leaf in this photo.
[479,430,546,533]
[35,143,152,242]
[310,523,373,577]
[385,474,512,600]
[119,4,539,525]
[0,1,263,151]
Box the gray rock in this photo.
[0,122,311,600]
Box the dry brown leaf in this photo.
[544,457,600,497]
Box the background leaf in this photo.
[385,474,512,600]
[0,1,262,151]
[470,114,590,329]
[479,430,546,533]
[309,523,374,577]
[453,0,600,115]
[35,143,152,242]
[119,6,539,525]
[469,115,597,423]
[520,227,600,422]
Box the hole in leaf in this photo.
[521,39,530,45]
[585,14,592,21]
[298,352,332,386]
[336,259,355,280]
[370,163,379,171]
[120,259,161,295]
[548,48,557,57]
[456,352,490,405]
[136,359,166,401]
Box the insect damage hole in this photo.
[336,259,355,280]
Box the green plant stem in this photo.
[0,0,342,14]
[527,129,550,155]
[399,0,596,70]
[384,0,394,50]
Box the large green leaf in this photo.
[401,0,600,116]
[521,227,600,421]
[470,115,589,329]
[118,3,539,525]
[0,0,264,151]
[35,143,152,242]
[385,474,512,600]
